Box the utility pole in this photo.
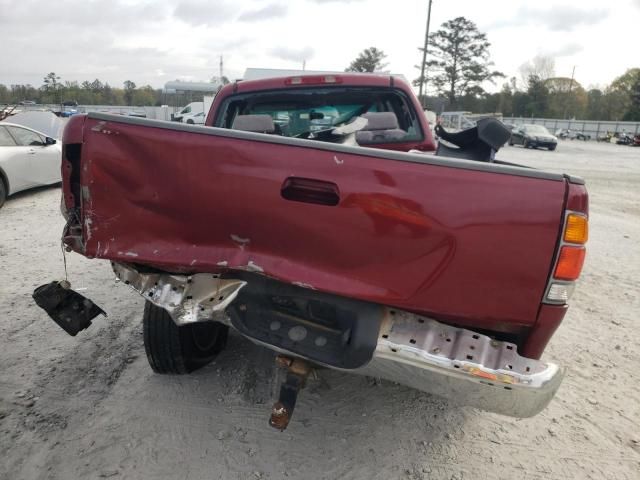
[302,59,306,71]
[418,0,433,109]
[219,55,224,79]
[563,65,576,119]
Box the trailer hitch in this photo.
[269,356,312,431]
[32,280,106,336]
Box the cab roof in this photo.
[218,73,412,97]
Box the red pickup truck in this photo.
[37,74,588,430]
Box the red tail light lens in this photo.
[554,246,586,281]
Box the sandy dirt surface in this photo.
[1,140,639,480]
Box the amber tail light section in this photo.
[563,213,588,244]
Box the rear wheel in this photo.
[523,139,529,148]
[142,301,228,374]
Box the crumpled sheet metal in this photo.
[112,262,245,325]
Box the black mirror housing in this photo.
[45,137,56,145]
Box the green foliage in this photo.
[419,17,504,107]
[497,83,514,117]
[610,68,640,93]
[346,47,388,73]
[586,89,606,120]
[621,72,640,121]
[424,67,640,122]
[524,75,550,117]
[0,84,10,104]
[41,72,62,103]
[542,77,587,119]
[0,73,166,107]
[123,80,137,106]
[42,72,61,91]
[132,85,156,107]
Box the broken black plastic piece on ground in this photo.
[32,281,106,336]
[435,118,511,162]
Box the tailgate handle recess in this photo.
[281,177,340,206]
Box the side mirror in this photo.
[45,137,56,146]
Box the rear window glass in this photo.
[0,126,16,146]
[524,125,551,135]
[214,87,423,144]
[6,126,44,146]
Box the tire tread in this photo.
[143,302,188,374]
[142,301,227,374]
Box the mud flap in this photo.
[32,281,106,336]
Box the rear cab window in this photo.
[214,87,424,145]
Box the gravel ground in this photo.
[0,140,639,480]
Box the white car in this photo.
[183,111,205,124]
[173,102,204,122]
[0,115,62,208]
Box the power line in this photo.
[418,0,433,108]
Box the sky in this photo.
[1,0,639,93]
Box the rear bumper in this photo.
[529,140,557,149]
[354,310,564,418]
[113,262,563,418]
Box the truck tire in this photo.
[142,301,228,374]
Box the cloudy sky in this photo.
[1,0,639,92]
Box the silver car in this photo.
[0,114,62,208]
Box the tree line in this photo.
[446,66,640,122]
[0,72,167,107]
[346,17,640,121]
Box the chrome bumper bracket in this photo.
[357,309,564,418]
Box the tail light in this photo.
[553,246,586,280]
[563,213,588,243]
[544,211,588,304]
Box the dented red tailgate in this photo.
[62,113,569,334]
